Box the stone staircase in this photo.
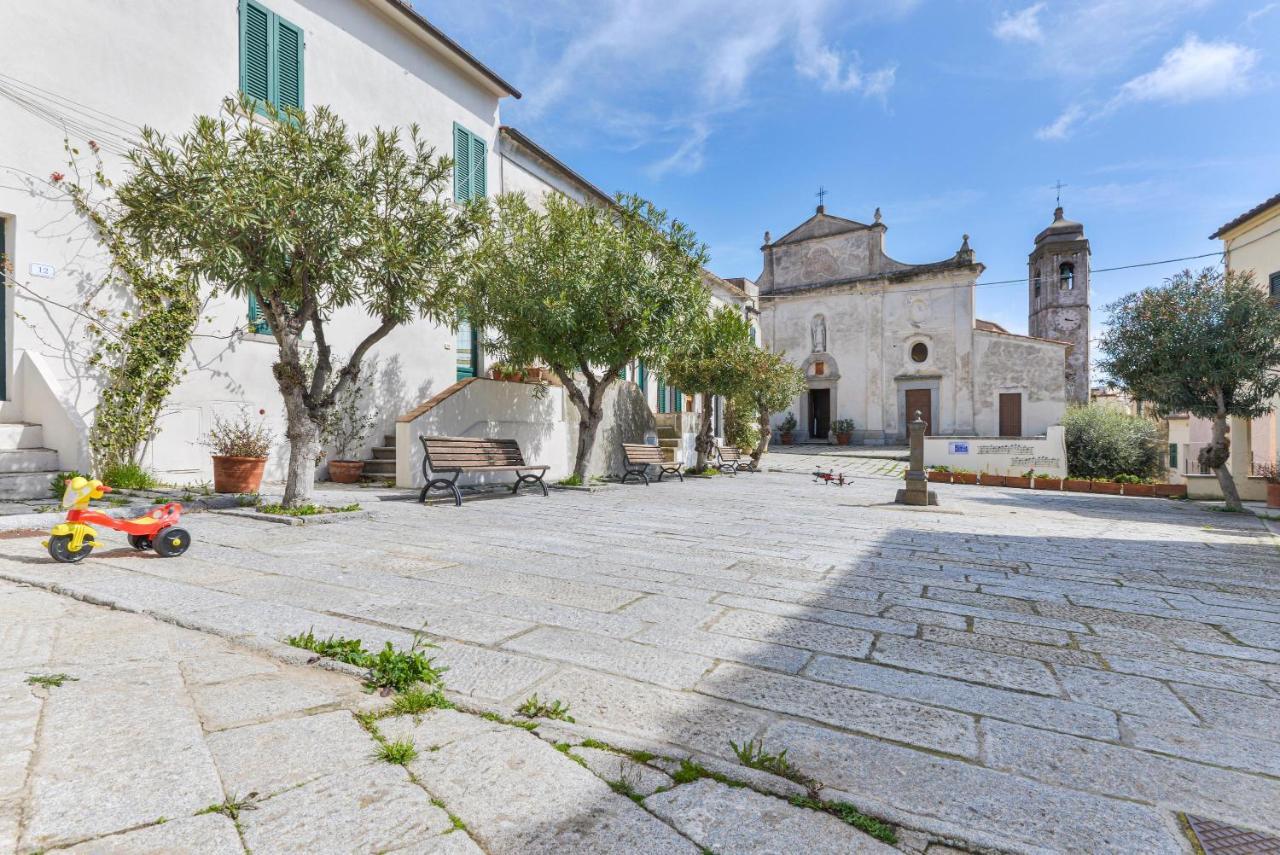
[360,432,397,482]
[0,422,61,501]
[655,423,682,463]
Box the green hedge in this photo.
[1062,405,1162,480]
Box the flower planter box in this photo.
[1122,482,1154,497]
[328,460,364,484]
[211,455,267,494]
[952,472,977,485]
[1004,476,1032,489]
[1153,483,1187,499]
[979,473,1006,487]
[1032,477,1062,491]
[927,471,952,484]
[1062,479,1091,492]
[1090,481,1122,495]
[1267,483,1280,508]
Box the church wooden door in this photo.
[905,389,932,436]
[808,389,830,440]
[999,393,1023,437]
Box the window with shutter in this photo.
[657,377,667,414]
[247,292,271,335]
[1270,271,1280,302]
[239,1,304,112]
[452,123,487,202]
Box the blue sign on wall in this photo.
[949,441,970,454]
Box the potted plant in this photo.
[927,465,952,484]
[1090,478,1122,495]
[832,418,855,445]
[779,412,797,445]
[979,471,1006,487]
[952,468,977,485]
[204,409,274,494]
[1257,462,1280,508]
[324,372,378,484]
[1031,471,1063,491]
[1005,470,1032,489]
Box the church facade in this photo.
[753,206,1075,445]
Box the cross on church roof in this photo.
[1053,180,1067,207]
[816,186,828,210]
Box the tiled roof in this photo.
[1210,192,1280,239]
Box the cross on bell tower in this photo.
[1053,180,1067,208]
[816,186,828,213]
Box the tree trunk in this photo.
[275,345,320,508]
[555,368,608,483]
[1209,413,1243,512]
[751,406,772,465]
[694,396,715,472]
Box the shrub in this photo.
[100,462,158,490]
[1061,405,1161,480]
[203,410,275,457]
[832,418,855,436]
[780,412,797,432]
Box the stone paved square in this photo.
[3,469,1278,854]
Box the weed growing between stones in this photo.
[377,739,419,765]
[579,738,655,764]
[390,685,453,715]
[516,694,575,723]
[198,794,258,821]
[789,795,897,845]
[257,502,361,516]
[25,673,77,688]
[431,798,467,833]
[670,759,743,788]
[480,711,538,731]
[283,627,445,694]
[553,742,589,768]
[729,738,818,791]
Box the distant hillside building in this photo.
[754,205,1071,444]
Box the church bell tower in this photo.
[1028,206,1091,405]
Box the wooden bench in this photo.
[716,443,750,474]
[621,443,683,485]
[418,436,548,506]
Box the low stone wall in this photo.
[1185,473,1268,502]
[923,426,1067,478]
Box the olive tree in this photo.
[1100,267,1280,511]
[114,96,476,506]
[465,192,708,481]
[661,305,757,471]
[734,348,807,465]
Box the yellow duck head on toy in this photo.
[61,476,108,510]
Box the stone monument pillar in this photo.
[896,411,938,506]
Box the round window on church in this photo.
[910,342,929,363]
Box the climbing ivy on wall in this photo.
[58,140,200,472]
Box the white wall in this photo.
[971,330,1068,437]
[924,426,1067,478]
[1,0,504,481]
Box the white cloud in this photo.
[1113,35,1259,104]
[647,121,712,178]
[1036,105,1086,141]
[993,3,1046,43]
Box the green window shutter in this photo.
[1168,443,1178,469]
[275,17,304,110]
[470,133,487,200]
[657,377,667,414]
[240,0,271,104]
[453,123,472,203]
[674,388,683,413]
[637,361,647,393]
[247,293,270,335]
[455,317,476,379]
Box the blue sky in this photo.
[421,0,1279,337]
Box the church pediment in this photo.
[772,211,873,246]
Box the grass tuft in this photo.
[516,694,575,723]
[480,711,538,731]
[670,758,741,788]
[198,794,258,821]
[284,627,445,693]
[789,795,897,844]
[729,738,818,789]
[25,673,77,689]
[257,502,361,516]
[377,739,419,765]
[390,685,453,716]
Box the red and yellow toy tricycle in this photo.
[44,476,192,563]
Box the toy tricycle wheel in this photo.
[153,527,191,558]
[48,534,92,564]
[127,534,153,551]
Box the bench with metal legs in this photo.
[418,436,549,506]
[621,443,683,485]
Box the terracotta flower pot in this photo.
[1091,481,1122,495]
[211,455,267,494]
[953,472,977,485]
[489,367,505,380]
[1033,477,1062,491]
[524,367,546,382]
[1122,482,1154,497]
[1154,483,1187,499]
[836,433,852,445]
[1063,479,1091,492]
[780,432,794,445]
[328,460,364,484]
[1267,482,1280,508]
[1004,476,1032,489]
[927,470,952,484]
[979,473,1006,487]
